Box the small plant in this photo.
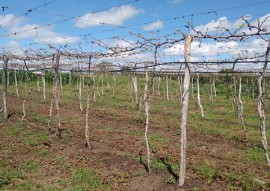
[165,175,175,184]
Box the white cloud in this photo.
[143,21,164,31]
[168,0,187,4]
[240,14,270,35]
[163,38,268,60]
[109,38,135,48]
[0,14,23,27]
[8,23,80,44]
[191,17,231,34]
[191,14,270,37]
[0,41,22,54]
[74,5,144,28]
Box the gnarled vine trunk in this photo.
[196,73,204,118]
[238,77,248,142]
[53,53,61,139]
[257,41,270,173]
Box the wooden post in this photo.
[178,35,192,186]
[144,62,151,173]
[42,70,46,101]
[85,57,91,148]
[53,53,61,139]
[79,65,83,112]
[3,55,9,119]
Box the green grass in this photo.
[0,170,25,188]
[37,149,50,157]
[21,127,50,147]
[32,114,47,124]
[19,161,40,172]
[68,168,110,191]
[192,164,221,180]
[7,122,24,136]
[128,129,143,136]
[2,74,270,190]
[106,125,115,133]
[245,147,265,162]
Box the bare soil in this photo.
[0,90,269,191]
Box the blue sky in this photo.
[0,0,270,69]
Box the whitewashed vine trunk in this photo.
[14,66,19,98]
[252,79,255,99]
[133,75,138,104]
[101,73,104,95]
[233,77,240,117]
[191,76,194,98]
[144,63,151,173]
[37,76,40,92]
[92,74,96,103]
[60,73,63,98]
[129,74,134,102]
[166,75,169,100]
[213,77,217,97]
[196,74,204,118]
[106,72,110,89]
[22,90,31,121]
[157,76,161,95]
[209,78,213,104]
[69,72,72,86]
[113,74,116,96]
[257,41,270,173]
[238,77,248,142]
[42,72,46,101]
[47,97,54,130]
[3,56,9,119]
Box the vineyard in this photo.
[1,0,270,190]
